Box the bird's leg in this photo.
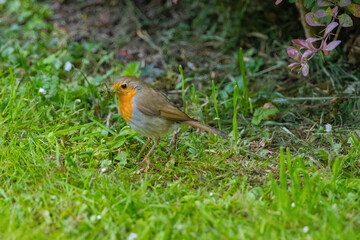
[138,138,152,158]
[133,138,152,165]
[168,127,182,147]
[137,137,160,173]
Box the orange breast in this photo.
[117,89,136,122]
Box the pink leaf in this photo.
[288,62,300,68]
[324,40,341,51]
[332,6,339,16]
[292,39,310,49]
[302,63,309,77]
[305,12,325,26]
[287,47,300,60]
[324,22,339,36]
[301,50,313,61]
[315,9,326,18]
[348,4,360,18]
[305,39,317,51]
[338,0,351,7]
[338,13,353,27]
[317,0,330,7]
[306,37,321,43]
[275,0,283,5]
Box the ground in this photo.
[0,0,360,239]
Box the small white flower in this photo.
[127,233,138,240]
[302,226,309,233]
[39,88,47,94]
[325,124,332,133]
[209,192,214,196]
[64,61,72,71]
[96,215,102,220]
[75,99,81,103]
[101,167,107,173]
[291,202,295,207]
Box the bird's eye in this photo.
[121,83,127,89]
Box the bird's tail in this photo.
[182,120,227,139]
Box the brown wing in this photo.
[136,82,227,138]
[136,86,191,122]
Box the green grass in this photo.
[0,1,360,239]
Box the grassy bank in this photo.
[0,1,359,239]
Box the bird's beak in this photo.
[107,88,115,94]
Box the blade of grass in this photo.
[286,148,292,177]
[212,80,221,130]
[179,65,186,113]
[332,157,343,186]
[279,147,287,190]
[238,48,249,113]
[233,83,239,141]
[269,171,280,210]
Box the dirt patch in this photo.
[49,0,219,74]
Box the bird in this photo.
[110,76,227,172]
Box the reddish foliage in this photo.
[275,0,360,76]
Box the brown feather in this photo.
[122,76,227,138]
[137,84,191,122]
[183,120,227,138]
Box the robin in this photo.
[111,76,226,172]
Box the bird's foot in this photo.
[135,138,159,173]
[136,160,150,173]
[167,128,181,149]
[133,156,147,165]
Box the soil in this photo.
[49,0,226,77]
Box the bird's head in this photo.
[111,76,141,97]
